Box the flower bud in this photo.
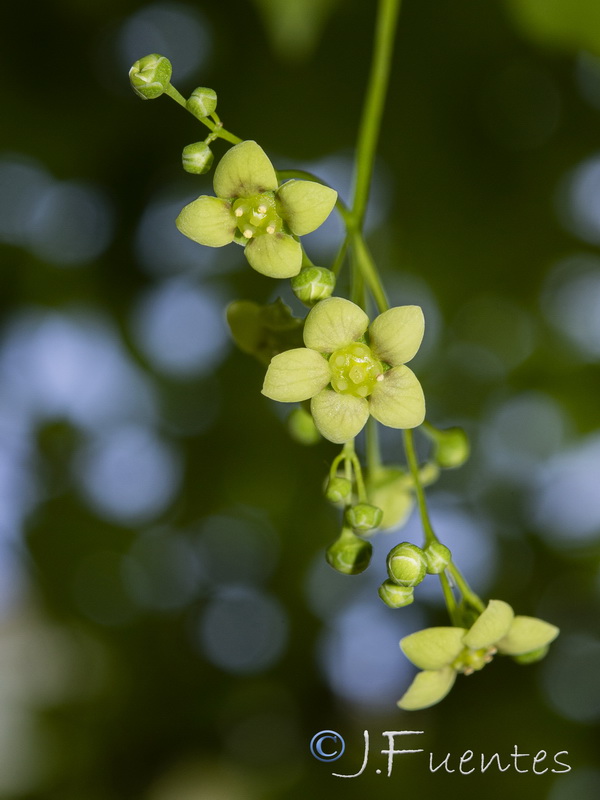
[427,426,470,469]
[288,407,321,445]
[424,541,451,574]
[291,267,335,307]
[129,54,172,100]
[182,142,214,175]
[325,476,352,504]
[378,580,414,609]
[186,87,218,119]
[513,646,550,665]
[326,529,372,575]
[387,542,427,587]
[346,503,383,534]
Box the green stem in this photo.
[365,416,382,477]
[439,572,460,626]
[351,232,389,313]
[403,429,437,547]
[446,563,485,613]
[350,0,401,229]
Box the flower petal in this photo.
[244,233,302,278]
[213,140,278,199]
[496,616,559,656]
[369,366,425,429]
[262,348,330,402]
[369,305,425,366]
[311,388,369,443]
[303,297,369,353]
[462,599,514,650]
[397,667,457,711]
[276,180,338,235]
[400,627,467,670]
[176,196,235,247]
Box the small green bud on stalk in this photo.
[291,267,336,307]
[182,142,214,175]
[387,542,427,587]
[326,528,372,575]
[513,646,550,665]
[426,425,470,469]
[288,407,321,445]
[186,87,218,119]
[325,476,352,504]
[424,541,451,574]
[346,503,383,534]
[129,54,173,99]
[378,580,414,609]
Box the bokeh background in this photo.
[2,0,600,797]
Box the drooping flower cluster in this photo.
[397,599,559,710]
[176,140,337,278]
[262,297,426,443]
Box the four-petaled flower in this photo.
[262,297,426,443]
[397,599,559,710]
[176,140,337,279]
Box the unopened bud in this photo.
[424,541,451,574]
[288,407,320,445]
[378,580,414,609]
[129,54,172,99]
[387,542,427,587]
[325,476,352,504]
[326,528,372,575]
[187,87,218,119]
[346,502,383,534]
[182,142,214,175]
[291,267,335,307]
[428,426,470,469]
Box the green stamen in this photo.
[232,192,282,238]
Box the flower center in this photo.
[232,192,283,239]
[452,646,497,676]
[329,342,383,398]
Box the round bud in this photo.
[387,542,427,587]
[424,541,451,574]
[288,407,320,445]
[182,142,214,175]
[291,267,336,307]
[325,476,353,504]
[346,503,383,534]
[378,580,414,609]
[513,646,550,665]
[326,530,372,575]
[129,54,172,100]
[432,427,470,469]
[187,87,218,119]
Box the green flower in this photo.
[176,140,337,278]
[262,297,425,443]
[397,599,559,711]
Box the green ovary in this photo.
[452,646,496,675]
[329,342,383,398]
[232,193,283,239]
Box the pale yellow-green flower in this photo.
[262,297,425,444]
[176,140,337,279]
[397,599,559,711]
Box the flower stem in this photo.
[403,429,437,547]
[351,231,389,313]
[350,0,402,229]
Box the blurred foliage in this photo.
[1,0,600,799]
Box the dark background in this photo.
[1,0,600,797]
